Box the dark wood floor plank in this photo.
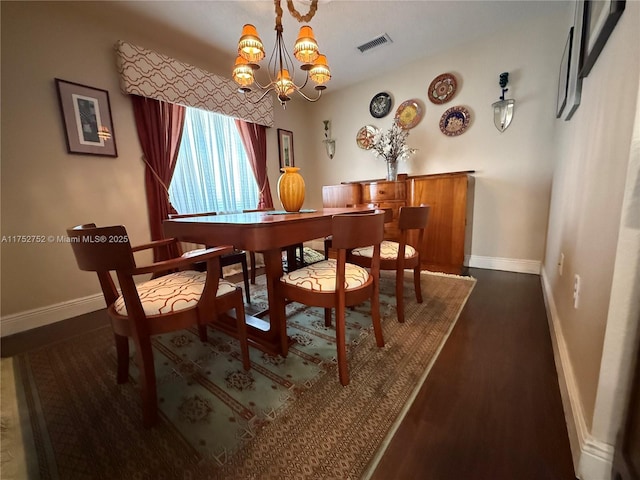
[370,268,576,480]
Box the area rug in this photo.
[3,270,475,479]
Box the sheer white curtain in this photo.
[169,107,259,214]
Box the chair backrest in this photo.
[67,224,134,307]
[398,205,430,231]
[397,205,430,251]
[67,224,135,272]
[331,211,385,250]
[366,205,394,224]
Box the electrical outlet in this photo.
[573,274,581,309]
[559,253,564,276]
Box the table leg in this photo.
[263,248,289,357]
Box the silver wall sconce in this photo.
[492,72,515,132]
[323,120,336,159]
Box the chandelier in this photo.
[232,0,331,107]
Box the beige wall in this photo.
[542,1,640,476]
[0,1,308,323]
[303,12,565,271]
[0,3,568,323]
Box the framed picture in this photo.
[55,78,117,157]
[562,1,585,120]
[556,27,573,118]
[277,129,294,168]
[579,0,625,78]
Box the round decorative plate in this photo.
[369,92,392,118]
[356,125,378,149]
[394,99,423,129]
[428,73,457,104]
[439,106,471,136]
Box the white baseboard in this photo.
[1,293,106,337]
[540,267,614,480]
[465,254,541,274]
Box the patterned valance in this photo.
[115,41,273,127]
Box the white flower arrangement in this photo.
[370,122,417,164]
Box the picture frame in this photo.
[277,129,294,169]
[579,0,625,78]
[562,1,585,120]
[55,78,117,157]
[556,27,573,119]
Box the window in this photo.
[169,107,259,214]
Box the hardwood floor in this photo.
[370,268,576,480]
[1,268,576,479]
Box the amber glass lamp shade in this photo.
[275,69,295,96]
[293,26,319,64]
[238,24,265,63]
[233,56,255,87]
[309,54,331,85]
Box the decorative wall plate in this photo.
[439,106,471,136]
[356,125,378,149]
[394,99,423,129]
[428,73,457,104]
[369,92,392,118]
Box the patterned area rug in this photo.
[5,270,475,479]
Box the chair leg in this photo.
[414,266,423,303]
[249,252,257,284]
[396,268,405,323]
[240,255,251,303]
[234,290,251,371]
[114,333,130,384]
[371,280,385,348]
[324,308,332,327]
[134,336,158,428]
[198,324,208,341]
[335,307,349,386]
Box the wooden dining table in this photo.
[163,206,372,357]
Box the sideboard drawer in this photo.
[362,181,406,203]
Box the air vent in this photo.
[357,33,393,53]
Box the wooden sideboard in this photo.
[322,171,474,274]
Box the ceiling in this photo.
[112,0,568,92]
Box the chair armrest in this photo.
[131,237,178,253]
[129,245,233,275]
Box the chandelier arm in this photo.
[251,88,278,104]
[251,76,271,90]
[295,87,322,102]
[297,71,310,90]
[286,0,319,23]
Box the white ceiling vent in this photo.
[357,33,393,53]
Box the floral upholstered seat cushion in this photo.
[114,270,237,316]
[351,240,416,260]
[280,259,369,292]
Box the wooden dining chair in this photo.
[66,223,251,428]
[169,212,251,303]
[348,205,430,323]
[279,211,386,386]
[324,206,393,258]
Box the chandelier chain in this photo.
[286,0,319,23]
